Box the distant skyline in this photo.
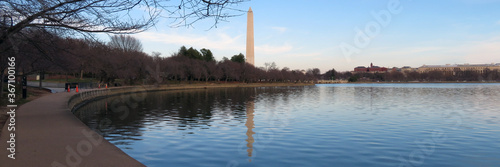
[102,0,500,72]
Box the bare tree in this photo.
[204,61,218,82]
[108,35,143,52]
[306,68,320,81]
[166,0,249,28]
[0,0,248,95]
[0,0,249,46]
[264,62,277,72]
[147,51,162,86]
[219,59,239,82]
[281,67,291,82]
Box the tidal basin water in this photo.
[73,83,500,167]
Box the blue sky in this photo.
[119,0,500,72]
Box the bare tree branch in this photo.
[162,0,248,28]
[0,0,249,46]
[108,34,143,52]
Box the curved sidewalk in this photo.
[0,92,145,167]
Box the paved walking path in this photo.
[0,92,145,166]
[27,81,68,93]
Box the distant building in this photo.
[354,66,367,72]
[417,63,500,74]
[401,66,417,73]
[354,63,388,73]
[391,67,400,72]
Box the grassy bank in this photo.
[35,78,96,83]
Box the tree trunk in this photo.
[0,70,4,98]
[39,73,42,89]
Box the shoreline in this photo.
[68,82,315,112]
[0,82,313,166]
[317,81,500,84]
[2,82,496,166]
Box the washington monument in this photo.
[246,7,254,66]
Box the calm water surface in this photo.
[74,83,500,167]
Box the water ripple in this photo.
[73,83,500,167]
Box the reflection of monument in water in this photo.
[245,100,255,160]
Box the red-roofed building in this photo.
[354,63,388,73]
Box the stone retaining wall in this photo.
[67,83,315,111]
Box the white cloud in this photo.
[360,35,500,68]
[134,31,298,64]
[462,36,500,63]
[134,31,244,51]
[371,46,445,57]
[271,27,287,33]
[287,52,322,57]
[255,44,293,55]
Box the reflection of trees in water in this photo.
[74,95,148,146]
[338,85,500,119]
[73,87,306,143]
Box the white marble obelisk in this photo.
[246,7,254,66]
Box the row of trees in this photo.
[154,51,322,84]
[338,70,500,82]
[3,27,498,86]
[5,28,498,86]
[1,0,250,97]
[3,29,324,86]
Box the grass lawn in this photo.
[34,78,96,83]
